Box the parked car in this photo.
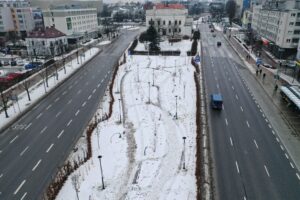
[16,60,24,66]
[211,29,214,33]
[3,60,9,66]
[262,63,276,69]
[217,41,222,47]
[11,60,17,66]
[25,62,42,70]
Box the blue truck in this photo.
[211,94,223,110]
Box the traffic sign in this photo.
[194,55,201,63]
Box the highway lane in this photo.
[0,29,140,199]
[201,23,300,200]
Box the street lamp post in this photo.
[182,136,186,170]
[175,95,178,120]
[152,68,155,86]
[97,155,105,190]
[148,82,151,103]
[118,98,122,123]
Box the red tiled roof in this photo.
[155,3,186,10]
[27,27,66,39]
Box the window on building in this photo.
[294,30,300,34]
[296,22,300,26]
[158,20,160,26]
[169,28,171,33]
[297,13,300,17]
[288,30,293,34]
[66,17,72,30]
[32,41,34,46]
[179,20,181,25]
[291,13,296,17]
[289,22,294,25]
[179,28,181,33]
[163,20,165,25]
[286,39,291,43]
[174,28,177,32]
[175,20,177,25]
[169,20,171,25]
[292,38,299,43]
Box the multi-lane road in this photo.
[0,29,139,200]
[201,23,300,199]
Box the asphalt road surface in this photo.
[0,29,140,200]
[201,24,300,200]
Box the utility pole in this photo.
[175,95,178,120]
[182,136,186,170]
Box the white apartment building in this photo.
[43,6,98,42]
[0,0,35,36]
[252,4,300,58]
[146,4,192,37]
[26,26,67,57]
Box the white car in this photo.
[16,60,24,66]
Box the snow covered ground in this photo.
[0,47,101,130]
[56,40,197,200]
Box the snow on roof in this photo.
[280,86,300,109]
[27,26,66,39]
[154,3,186,10]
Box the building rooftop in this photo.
[154,3,186,10]
[27,26,66,39]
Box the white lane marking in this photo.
[246,121,250,128]
[101,79,104,83]
[290,162,295,169]
[262,114,265,118]
[20,146,29,156]
[55,111,61,118]
[46,104,52,110]
[272,130,275,135]
[62,91,67,95]
[67,99,72,104]
[10,135,18,144]
[36,113,43,119]
[264,165,270,177]
[67,119,73,127]
[259,109,262,113]
[32,159,42,171]
[14,180,26,195]
[82,101,86,107]
[276,137,280,143]
[97,83,101,88]
[235,161,240,174]
[77,90,82,95]
[105,74,108,78]
[225,118,228,126]
[280,145,284,151]
[20,192,27,200]
[57,130,64,139]
[254,140,259,149]
[216,84,219,89]
[93,89,96,94]
[232,86,234,90]
[285,153,289,159]
[268,124,272,129]
[229,137,233,146]
[0,173,3,178]
[88,95,92,100]
[240,106,243,112]
[243,197,246,200]
[75,110,80,116]
[296,173,300,180]
[235,94,239,100]
[40,126,47,134]
[265,118,269,123]
[24,123,32,130]
[54,97,60,102]
[46,144,54,153]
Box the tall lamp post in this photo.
[182,136,186,170]
[175,95,178,120]
[97,155,105,189]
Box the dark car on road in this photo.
[217,41,221,47]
